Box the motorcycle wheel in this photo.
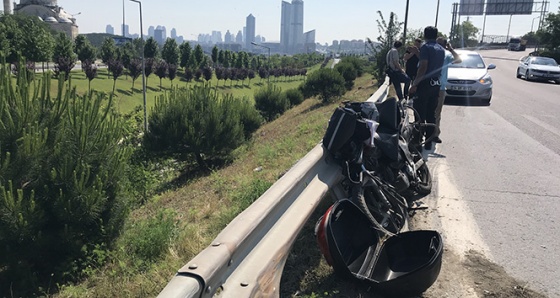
[349,184,381,230]
[410,146,432,195]
[358,177,408,234]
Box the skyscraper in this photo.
[280,0,304,54]
[236,30,243,44]
[224,30,233,43]
[106,24,114,35]
[171,28,177,39]
[246,14,255,50]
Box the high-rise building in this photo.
[212,31,223,44]
[106,24,114,35]
[245,14,255,50]
[171,28,177,39]
[224,30,233,43]
[3,0,11,14]
[235,30,243,44]
[280,0,304,54]
[154,26,165,45]
[148,26,155,38]
[303,29,316,53]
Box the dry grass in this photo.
[55,73,378,298]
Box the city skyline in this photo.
[56,0,549,45]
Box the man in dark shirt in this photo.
[409,26,445,151]
[403,38,422,100]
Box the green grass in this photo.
[42,65,321,115]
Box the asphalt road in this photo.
[429,48,560,297]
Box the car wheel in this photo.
[525,70,531,81]
[516,68,521,78]
[556,80,560,84]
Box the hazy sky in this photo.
[56,0,556,44]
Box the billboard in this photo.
[459,0,485,16]
[485,0,534,15]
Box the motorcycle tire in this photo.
[359,177,408,234]
[349,184,382,231]
[410,146,432,195]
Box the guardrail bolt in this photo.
[212,242,221,247]
[240,282,249,287]
[206,286,212,293]
[188,264,198,269]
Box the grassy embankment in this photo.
[55,62,377,297]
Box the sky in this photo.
[55,0,559,45]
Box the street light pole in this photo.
[531,16,540,32]
[251,41,271,83]
[435,0,440,27]
[403,0,410,44]
[130,0,148,132]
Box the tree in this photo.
[127,58,143,90]
[145,58,155,85]
[0,14,54,64]
[108,59,124,93]
[202,66,213,82]
[0,65,130,294]
[300,68,346,103]
[53,32,76,62]
[179,41,192,68]
[537,12,560,53]
[77,41,97,71]
[83,60,98,93]
[211,45,219,67]
[452,20,480,47]
[144,37,159,59]
[15,14,54,64]
[74,35,88,56]
[193,44,204,68]
[168,64,178,86]
[335,61,358,90]
[100,37,117,64]
[367,11,402,84]
[143,86,261,168]
[154,59,168,89]
[162,38,179,66]
[184,67,194,83]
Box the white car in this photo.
[444,50,496,104]
[517,56,560,84]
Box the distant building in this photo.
[171,28,177,39]
[154,26,165,45]
[280,0,304,54]
[235,30,243,44]
[211,31,222,44]
[304,29,316,53]
[245,14,255,50]
[148,26,155,38]
[3,0,11,14]
[13,0,78,38]
[106,24,114,35]
[224,30,233,43]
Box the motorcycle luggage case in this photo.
[316,199,443,297]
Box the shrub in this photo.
[254,84,290,121]
[144,85,261,168]
[285,88,304,106]
[0,62,130,295]
[335,61,358,90]
[300,68,346,103]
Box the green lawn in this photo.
[42,64,321,114]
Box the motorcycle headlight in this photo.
[479,75,492,84]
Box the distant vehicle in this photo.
[516,56,560,84]
[508,37,527,51]
[443,50,496,104]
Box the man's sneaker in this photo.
[424,142,433,150]
[434,137,442,143]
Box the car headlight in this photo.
[479,75,492,84]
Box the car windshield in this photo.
[509,39,521,43]
[449,54,486,69]
[530,57,558,66]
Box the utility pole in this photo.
[403,0,410,44]
[435,0,440,27]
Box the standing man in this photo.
[403,38,422,100]
[408,26,445,151]
[434,37,461,144]
[386,41,410,101]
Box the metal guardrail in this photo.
[158,76,391,298]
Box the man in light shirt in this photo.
[386,41,410,101]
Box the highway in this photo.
[426,48,560,297]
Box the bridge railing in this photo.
[157,77,391,298]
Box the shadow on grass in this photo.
[117,88,133,96]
